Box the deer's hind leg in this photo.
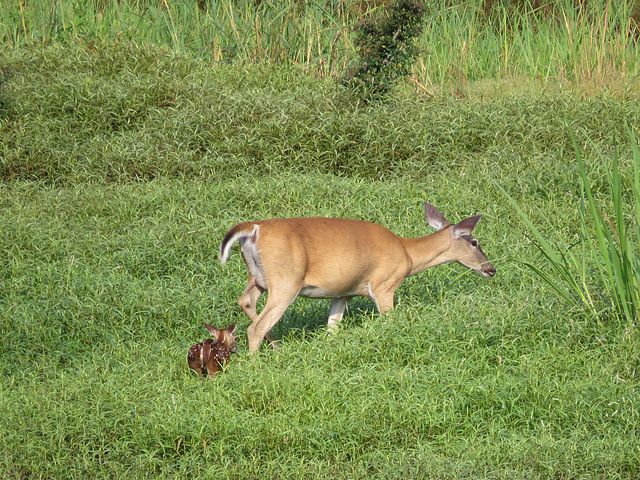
[238,274,262,322]
[247,282,299,352]
[327,297,350,333]
[238,274,279,348]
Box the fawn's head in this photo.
[204,322,238,353]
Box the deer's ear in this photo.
[203,322,219,336]
[452,215,482,238]
[424,202,450,230]
[227,323,236,334]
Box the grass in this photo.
[1,0,640,95]
[574,127,640,324]
[496,124,640,326]
[1,179,638,479]
[0,18,639,480]
[2,42,640,185]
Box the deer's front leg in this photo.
[327,297,350,333]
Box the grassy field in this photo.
[1,1,640,478]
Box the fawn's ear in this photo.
[227,323,236,334]
[203,322,219,336]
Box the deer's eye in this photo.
[471,239,478,248]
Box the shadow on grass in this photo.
[268,297,378,343]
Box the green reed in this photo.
[416,0,640,94]
[1,0,355,75]
[2,0,639,92]
[498,126,640,325]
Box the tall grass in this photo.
[2,0,639,93]
[575,127,640,324]
[497,126,640,325]
[417,0,640,95]
[1,0,356,74]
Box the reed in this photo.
[1,0,638,93]
[1,0,356,74]
[574,127,640,325]
[415,0,640,94]
[497,126,640,325]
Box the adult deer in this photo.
[220,202,495,352]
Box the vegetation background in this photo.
[1,0,639,478]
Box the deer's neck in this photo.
[400,228,453,277]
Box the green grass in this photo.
[2,42,640,185]
[1,39,639,479]
[2,0,640,95]
[498,125,640,325]
[2,178,638,479]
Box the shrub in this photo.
[344,0,427,101]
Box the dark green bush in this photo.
[345,0,427,101]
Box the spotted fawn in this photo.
[187,322,237,378]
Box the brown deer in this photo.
[187,322,237,378]
[220,202,495,352]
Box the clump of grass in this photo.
[497,126,640,326]
[574,127,640,324]
[344,0,427,100]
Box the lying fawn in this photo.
[187,322,237,378]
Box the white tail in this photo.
[220,202,495,352]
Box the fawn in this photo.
[187,322,237,378]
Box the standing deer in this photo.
[220,202,495,352]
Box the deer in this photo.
[187,322,237,378]
[220,202,495,352]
